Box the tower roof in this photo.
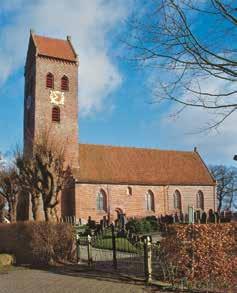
[76,144,216,186]
[32,33,77,62]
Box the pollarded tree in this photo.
[15,152,42,221]
[16,133,72,222]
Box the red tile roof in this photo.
[77,144,215,186]
[33,35,77,62]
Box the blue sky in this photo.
[0,0,237,166]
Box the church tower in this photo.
[24,31,79,169]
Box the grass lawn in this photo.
[94,236,142,253]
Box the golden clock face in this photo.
[50,90,65,105]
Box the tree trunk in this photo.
[43,207,56,222]
[217,198,222,211]
[44,207,50,222]
[32,195,42,221]
[9,201,17,222]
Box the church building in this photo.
[23,31,216,222]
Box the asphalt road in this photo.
[0,266,155,293]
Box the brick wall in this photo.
[166,185,216,214]
[34,57,79,168]
[24,48,79,168]
[74,183,216,222]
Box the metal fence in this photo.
[76,225,146,279]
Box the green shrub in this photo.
[145,216,159,231]
[140,219,152,233]
[126,219,140,233]
[126,218,152,234]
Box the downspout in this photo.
[213,180,217,212]
[106,184,111,223]
[164,185,169,214]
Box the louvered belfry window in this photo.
[46,73,54,89]
[61,75,69,91]
[52,106,60,122]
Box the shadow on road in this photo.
[23,263,172,292]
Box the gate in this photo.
[77,225,144,278]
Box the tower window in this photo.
[46,73,54,89]
[52,106,60,122]
[61,75,69,91]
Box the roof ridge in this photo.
[35,34,69,43]
[79,142,194,153]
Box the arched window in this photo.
[196,190,204,210]
[127,186,132,196]
[96,189,107,211]
[52,106,60,122]
[46,72,54,89]
[146,190,155,211]
[61,75,69,91]
[173,190,182,211]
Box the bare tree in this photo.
[209,165,237,211]
[0,166,19,222]
[15,153,42,221]
[0,194,6,222]
[0,153,4,168]
[126,0,237,129]
[16,133,72,222]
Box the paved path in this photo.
[0,266,157,293]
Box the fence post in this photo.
[87,235,93,266]
[76,233,80,263]
[111,223,117,269]
[144,236,152,285]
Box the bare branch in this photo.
[125,0,237,129]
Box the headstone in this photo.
[188,206,194,224]
[201,212,207,224]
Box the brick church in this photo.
[23,31,216,222]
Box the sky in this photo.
[0,0,237,166]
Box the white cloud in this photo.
[79,50,122,116]
[0,0,129,115]
[159,76,237,166]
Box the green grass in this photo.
[93,236,142,253]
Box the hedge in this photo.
[157,223,237,290]
[0,222,75,265]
